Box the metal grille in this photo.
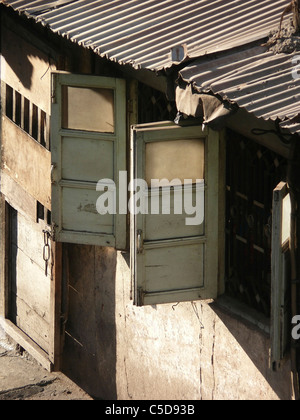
[225,130,288,317]
[138,83,177,124]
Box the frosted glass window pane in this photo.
[62,86,114,133]
[146,139,205,187]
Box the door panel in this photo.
[131,123,220,306]
[8,207,50,354]
[51,73,126,249]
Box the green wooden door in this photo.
[51,73,126,249]
[131,123,221,306]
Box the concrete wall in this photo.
[1,24,55,115]
[63,246,293,400]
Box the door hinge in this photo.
[137,229,144,254]
[51,164,57,184]
[51,222,59,242]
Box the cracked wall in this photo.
[114,250,292,400]
[63,247,293,400]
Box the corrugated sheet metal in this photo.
[1,0,291,71]
[179,46,300,134]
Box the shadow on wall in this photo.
[211,301,293,400]
[62,244,117,400]
[61,244,293,400]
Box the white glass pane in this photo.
[62,86,114,133]
[145,139,205,187]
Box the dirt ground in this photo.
[0,331,93,400]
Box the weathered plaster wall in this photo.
[0,14,56,366]
[64,246,293,400]
[1,21,54,210]
[114,252,292,400]
[1,25,55,115]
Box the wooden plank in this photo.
[61,186,114,234]
[12,296,49,353]
[1,319,52,372]
[114,78,127,250]
[145,188,205,241]
[49,241,63,370]
[1,80,7,116]
[0,171,36,222]
[12,211,51,273]
[1,116,51,209]
[45,113,51,151]
[0,195,9,318]
[145,243,205,293]
[13,248,50,323]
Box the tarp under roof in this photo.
[0,0,291,71]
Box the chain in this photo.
[43,229,51,276]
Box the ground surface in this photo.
[0,333,93,400]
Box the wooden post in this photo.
[49,241,63,371]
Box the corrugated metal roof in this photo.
[1,0,292,71]
[179,46,300,134]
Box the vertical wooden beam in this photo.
[20,95,25,131]
[218,129,226,295]
[1,81,6,117]
[0,195,9,318]
[49,240,63,371]
[45,113,51,151]
[127,79,138,252]
[128,80,138,299]
[28,101,33,138]
[12,88,16,123]
[37,107,41,145]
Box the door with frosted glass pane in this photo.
[51,73,126,249]
[131,123,220,306]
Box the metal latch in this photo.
[43,229,51,276]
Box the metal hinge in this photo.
[51,164,57,184]
[137,229,143,254]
